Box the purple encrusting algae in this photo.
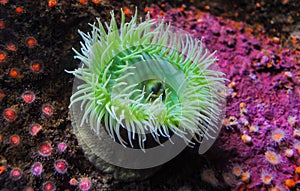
[150,5,300,191]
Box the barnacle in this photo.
[67,10,226,180]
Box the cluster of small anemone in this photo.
[0,7,93,189]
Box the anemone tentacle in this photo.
[67,10,226,150]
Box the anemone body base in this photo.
[71,102,158,181]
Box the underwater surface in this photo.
[0,0,299,191]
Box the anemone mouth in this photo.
[67,10,226,173]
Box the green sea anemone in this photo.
[67,10,226,180]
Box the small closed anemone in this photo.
[67,9,226,180]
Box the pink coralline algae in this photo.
[150,6,300,191]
